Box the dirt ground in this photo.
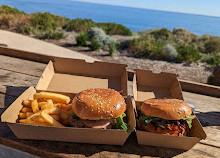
[45,33,214,84]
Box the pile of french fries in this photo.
[18,92,72,127]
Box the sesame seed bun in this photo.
[141,99,192,120]
[72,88,126,120]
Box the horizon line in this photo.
[71,0,220,19]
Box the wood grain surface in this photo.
[0,54,219,158]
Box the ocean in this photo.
[1,0,220,36]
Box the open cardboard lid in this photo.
[133,69,183,101]
[133,69,206,149]
[36,57,128,96]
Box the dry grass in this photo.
[0,13,30,32]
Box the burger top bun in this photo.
[141,99,192,120]
[72,88,126,120]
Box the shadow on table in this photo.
[196,112,220,127]
[0,86,29,140]
[19,133,186,157]
[1,86,29,115]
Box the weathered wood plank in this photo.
[8,134,220,158]
[0,93,17,109]
[200,127,220,148]
[183,92,220,116]
[0,55,46,77]
[176,143,220,158]
[0,93,17,140]
[0,30,97,62]
[0,69,39,96]
[194,112,220,147]
[180,79,220,98]
[0,137,63,158]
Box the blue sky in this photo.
[73,0,220,17]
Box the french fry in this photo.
[53,103,60,107]
[22,99,31,107]
[41,103,48,110]
[59,103,72,111]
[36,117,45,123]
[19,113,27,119]
[26,112,40,122]
[40,110,64,127]
[44,106,60,115]
[47,99,54,108]
[19,119,26,123]
[34,92,70,104]
[31,99,39,113]
[26,112,34,118]
[38,102,47,108]
[21,107,32,113]
[50,114,60,121]
[19,91,72,127]
[37,98,47,102]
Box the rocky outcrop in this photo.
[208,65,220,86]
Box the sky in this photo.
[73,0,220,17]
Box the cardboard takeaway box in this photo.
[133,69,206,150]
[1,57,136,145]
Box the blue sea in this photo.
[1,0,220,36]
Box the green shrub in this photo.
[163,44,178,60]
[22,26,38,35]
[87,27,115,48]
[176,44,202,63]
[30,12,57,31]
[204,37,220,54]
[63,18,95,32]
[120,39,130,50]
[51,15,69,27]
[202,52,220,66]
[150,28,172,40]
[39,30,64,40]
[76,33,88,46]
[63,19,132,36]
[128,38,148,57]
[90,40,101,51]
[148,40,166,60]
[109,42,117,57]
[128,37,166,60]
[0,5,25,14]
[173,28,198,44]
[97,23,132,36]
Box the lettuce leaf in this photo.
[182,115,196,129]
[139,114,196,129]
[71,111,78,118]
[139,115,169,127]
[116,113,128,132]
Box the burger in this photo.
[69,88,128,131]
[137,98,196,136]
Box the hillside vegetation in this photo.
[0,5,132,38]
[127,28,220,66]
[0,5,219,66]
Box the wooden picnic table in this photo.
[0,54,220,158]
